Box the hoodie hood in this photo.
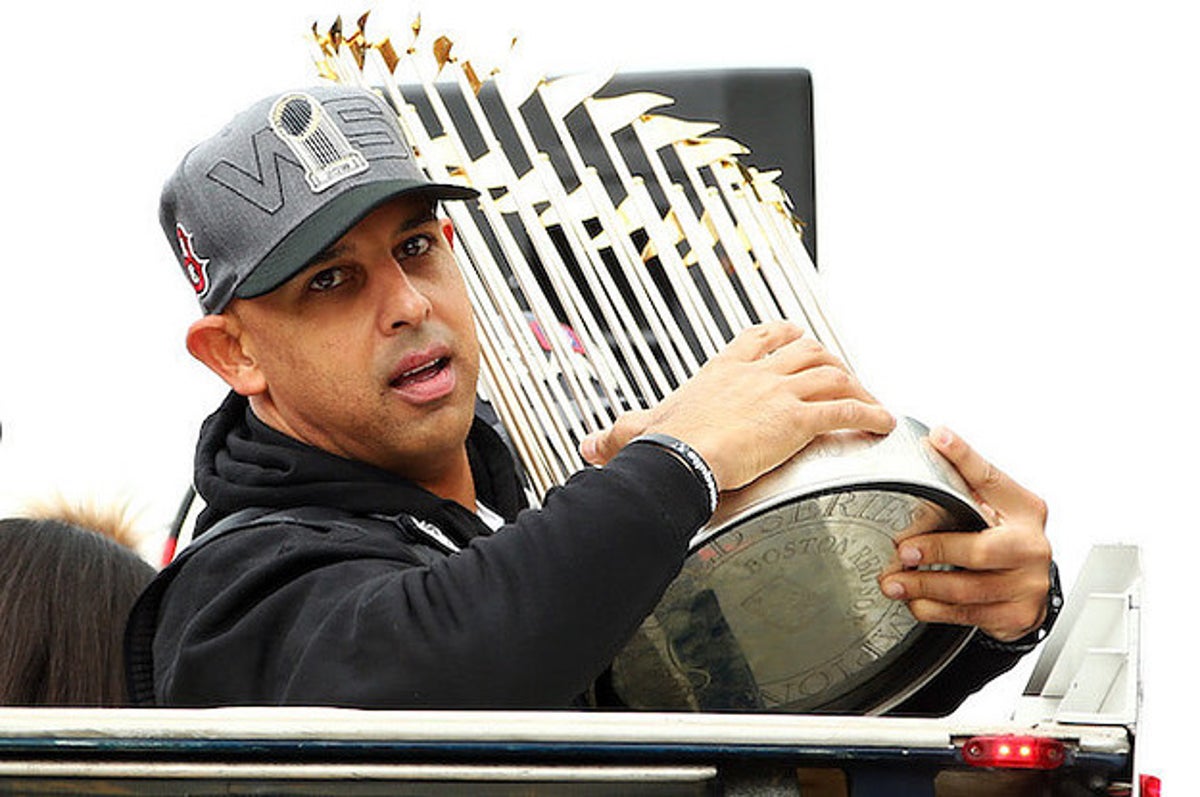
[193,392,526,540]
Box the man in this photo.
[126,84,1057,712]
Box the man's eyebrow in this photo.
[306,206,439,269]
[308,242,350,269]
[397,207,439,233]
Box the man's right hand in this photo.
[579,321,896,491]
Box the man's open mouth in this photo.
[390,356,451,389]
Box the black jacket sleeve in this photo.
[885,634,1030,716]
[152,444,710,708]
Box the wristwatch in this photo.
[979,560,1063,655]
[628,432,720,514]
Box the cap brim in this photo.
[234,179,478,300]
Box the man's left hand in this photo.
[878,426,1053,642]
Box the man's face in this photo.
[228,194,480,484]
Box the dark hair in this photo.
[0,517,156,706]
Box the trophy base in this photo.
[610,417,986,714]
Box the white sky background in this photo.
[1,0,1194,787]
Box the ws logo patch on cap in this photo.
[175,223,210,297]
[269,93,369,193]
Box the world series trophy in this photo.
[307,14,986,713]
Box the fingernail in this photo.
[882,581,905,600]
[899,546,922,567]
[579,437,597,463]
[931,426,954,447]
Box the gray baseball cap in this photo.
[160,84,478,314]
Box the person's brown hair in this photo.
[0,516,156,706]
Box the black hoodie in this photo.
[127,392,708,708]
[127,393,1035,712]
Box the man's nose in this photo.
[379,261,433,332]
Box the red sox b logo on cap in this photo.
[175,223,210,297]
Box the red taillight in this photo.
[1140,774,1161,796]
[960,735,1066,770]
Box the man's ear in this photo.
[186,315,267,396]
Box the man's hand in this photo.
[879,427,1053,642]
[579,321,896,491]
